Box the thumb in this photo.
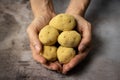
[27,26,47,64]
[27,27,42,53]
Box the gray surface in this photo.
[0,0,120,80]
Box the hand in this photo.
[27,13,62,71]
[62,14,92,74]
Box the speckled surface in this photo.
[0,0,120,80]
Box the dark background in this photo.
[0,0,120,80]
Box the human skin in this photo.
[27,0,62,71]
[27,0,91,74]
[63,0,92,74]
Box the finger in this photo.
[78,22,92,52]
[62,48,90,74]
[42,63,58,70]
[30,44,46,64]
[54,61,63,72]
[42,61,62,72]
[27,25,42,53]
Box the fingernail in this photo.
[78,45,85,52]
[35,45,40,51]
[78,45,83,51]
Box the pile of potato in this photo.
[39,14,81,64]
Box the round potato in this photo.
[49,14,76,31]
[57,46,76,64]
[58,30,81,47]
[39,25,59,45]
[41,46,57,61]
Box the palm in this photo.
[27,14,63,71]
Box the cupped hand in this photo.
[27,13,62,72]
[62,14,92,74]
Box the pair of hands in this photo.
[27,13,91,74]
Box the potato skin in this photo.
[39,25,59,45]
[38,14,81,64]
[57,46,76,64]
[58,30,81,47]
[41,46,57,61]
[49,14,76,31]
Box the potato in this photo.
[41,46,57,61]
[39,25,59,45]
[57,46,76,64]
[38,14,81,64]
[49,14,76,31]
[58,30,81,47]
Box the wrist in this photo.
[66,9,84,17]
[66,3,86,17]
[66,0,90,17]
[34,10,55,19]
[31,0,55,18]
[34,12,55,24]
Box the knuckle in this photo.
[85,39,91,45]
[26,23,35,34]
[82,39,91,46]
[87,22,91,27]
[88,23,92,30]
[84,22,92,30]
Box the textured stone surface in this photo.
[0,0,120,80]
